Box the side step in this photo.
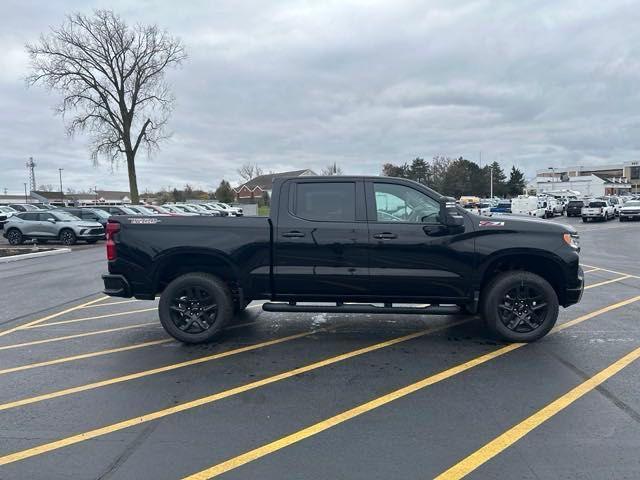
[262,302,461,315]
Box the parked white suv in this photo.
[581,200,614,222]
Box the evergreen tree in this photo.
[215,180,235,203]
[507,166,526,197]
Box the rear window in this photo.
[294,182,356,222]
[568,201,584,206]
[588,201,606,208]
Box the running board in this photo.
[262,302,461,315]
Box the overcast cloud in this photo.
[1,0,640,193]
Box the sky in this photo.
[1,0,640,194]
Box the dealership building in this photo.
[530,162,640,196]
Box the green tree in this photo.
[408,157,430,184]
[507,166,526,197]
[381,163,409,178]
[487,161,507,197]
[441,157,484,198]
[429,156,453,192]
[215,180,235,203]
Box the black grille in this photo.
[89,228,104,235]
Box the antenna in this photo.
[26,157,37,192]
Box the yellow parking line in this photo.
[0,296,108,338]
[435,345,640,479]
[0,322,158,351]
[179,295,640,479]
[0,329,326,412]
[81,299,143,309]
[581,263,640,280]
[584,275,633,290]
[18,307,158,330]
[0,320,261,376]
[0,339,172,376]
[0,319,471,467]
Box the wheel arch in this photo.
[152,248,241,297]
[478,250,568,305]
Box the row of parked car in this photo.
[567,198,640,222]
[0,201,244,245]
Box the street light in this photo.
[58,168,64,205]
[23,183,28,203]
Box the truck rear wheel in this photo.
[159,272,233,343]
[481,271,559,342]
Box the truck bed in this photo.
[107,215,272,299]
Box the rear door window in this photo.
[294,182,356,222]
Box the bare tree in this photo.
[321,162,343,176]
[237,163,264,183]
[26,10,186,203]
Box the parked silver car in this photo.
[3,211,105,245]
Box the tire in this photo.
[480,271,559,343]
[59,229,76,245]
[6,228,23,245]
[620,217,626,222]
[582,218,588,223]
[158,272,233,343]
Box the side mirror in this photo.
[438,196,464,227]
[47,218,56,223]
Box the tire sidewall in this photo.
[481,271,559,342]
[159,273,233,343]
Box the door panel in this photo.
[274,180,369,298]
[366,181,474,301]
[38,213,59,237]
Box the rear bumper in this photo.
[102,274,131,297]
[564,266,584,307]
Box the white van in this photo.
[510,196,546,218]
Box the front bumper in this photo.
[102,274,131,297]
[564,266,584,306]
[620,212,640,220]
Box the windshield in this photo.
[119,207,137,214]
[53,212,81,222]
[624,201,640,207]
[88,209,111,219]
[1,206,17,213]
[133,206,156,215]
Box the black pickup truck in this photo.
[102,176,583,344]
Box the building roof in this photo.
[234,169,315,192]
[33,190,131,201]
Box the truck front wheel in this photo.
[481,271,559,342]
[159,272,233,343]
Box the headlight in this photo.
[563,233,580,251]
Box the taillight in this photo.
[106,221,120,261]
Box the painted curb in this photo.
[0,248,72,264]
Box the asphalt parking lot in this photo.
[1,215,639,479]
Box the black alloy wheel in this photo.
[481,271,559,342]
[497,283,549,334]
[169,285,219,334]
[159,272,233,343]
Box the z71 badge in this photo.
[129,217,161,224]
[479,220,505,227]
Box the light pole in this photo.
[23,183,28,203]
[58,168,64,205]
[548,167,555,192]
[490,166,494,198]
